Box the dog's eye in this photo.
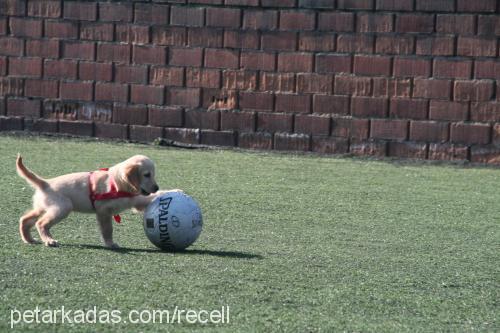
[144,172,151,178]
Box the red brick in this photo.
[62,41,95,61]
[95,83,128,102]
[294,114,330,135]
[436,14,476,35]
[239,92,273,111]
[457,0,497,12]
[429,100,469,121]
[150,67,184,87]
[129,125,163,142]
[274,133,310,151]
[239,132,273,150]
[99,2,132,22]
[149,106,184,127]
[43,60,77,79]
[0,57,5,76]
[470,102,500,122]
[275,94,311,113]
[60,81,93,101]
[226,0,259,6]
[0,18,5,36]
[410,121,449,142]
[115,24,150,44]
[30,119,59,134]
[350,140,387,157]
[261,31,297,51]
[299,0,335,8]
[416,0,454,11]
[80,22,113,41]
[9,58,42,77]
[224,30,259,49]
[113,104,148,125]
[429,143,469,161]
[64,2,97,21]
[335,75,372,96]
[373,78,412,98]
[316,54,352,74]
[0,0,25,15]
[451,122,491,145]
[376,0,413,11]
[318,12,354,32]
[390,99,428,120]
[353,55,391,76]
[25,79,58,99]
[115,64,148,84]
[59,120,93,137]
[376,35,414,55]
[261,0,296,7]
[207,7,241,28]
[351,97,388,117]
[396,14,434,33]
[260,72,295,92]
[278,53,313,72]
[416,36,455,56]
[189,1,223,5]
[152,26,185,46]
[167,88,201,108]
[7,98,40,118]
[357,13,393,32]
[299,32,335,52]
[79,62,112,82]
[9,18,42,38]
[205,49,239,69]
[337,34,374,53]
[280,10,315,31]
[313,95,349,115]
[28,0,61,18]
[184,68,220,89]
[132,45,166,65]
[169,47,203,67]
[413,79,451,99]
[388,142,427,159]
[257,112,293,132]
[240,51,275,71]
[200,130,236,147]
[434,59,472,79]
[296,74,332,94]
[26,40,60,58]
[221,111,255,131]
[494,123,500,145]
[97,43,130,63]
[135,3,170,25]
[188,27,223,48]
[0,78,23,97]
[371,119,408,140]
[338,0,373,9]
[471,146,500,165]
[0,37,23,56]
[171,6,205,27]
[185,109,220,130]
[223,70,256,90]
[454,80,494,102]
[0,116,24,130]
[95,122,128,140]
[477,15,500,36]
[474,60,500,79]
[130,85,164,105]
[243,10,278,30]
[164,127,200,144]
[457,37,497,57]
[311,136,349,154]
[332,117,370,139]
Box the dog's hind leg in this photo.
[19,209,43,244]
[35,204,71,247]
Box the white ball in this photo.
[143,191,203,250]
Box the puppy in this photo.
[16,154,163,248]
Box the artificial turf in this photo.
[0,134,498,332]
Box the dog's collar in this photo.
[88,168,137,223]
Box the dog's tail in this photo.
[16,154,48,190]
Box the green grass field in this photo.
[0,134,498,332]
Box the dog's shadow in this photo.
[65,244,263,259]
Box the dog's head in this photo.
[120,155,159,195]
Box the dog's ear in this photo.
[122,163,141,193]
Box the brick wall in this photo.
[1,0,499,164]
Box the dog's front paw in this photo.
[44,239,59,247]
[104,242,120,249]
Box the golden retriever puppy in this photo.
[16,154,163,248]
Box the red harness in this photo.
[88,168,136,223]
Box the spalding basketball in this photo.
[143,191,203,250]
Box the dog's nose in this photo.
[152,185,159,193]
